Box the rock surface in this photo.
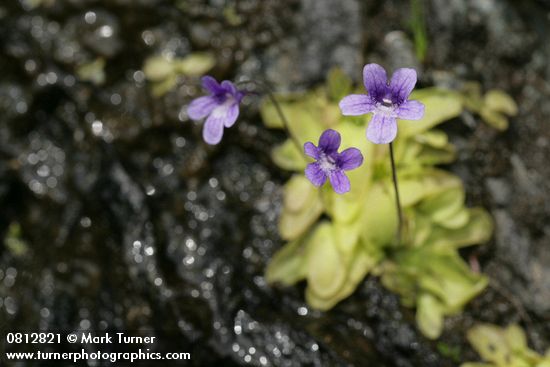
[0,0,549,366]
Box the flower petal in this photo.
[304,142,319,159]
[396,100,425,120]
[187,96,218,120]
[202,112,225,145]
[389,68,417,104]
[318,129,341,154]
[305,163,327,187]
[366,113,398,144]
[206,100,240,129]
[329,170,351,194]
[339,94,376,116]
[222,80,245,102]
[201,75,224,95]
[337,148,363,170]
[363,63,388,102]
[222,102,240,127]
[221,80,237,95]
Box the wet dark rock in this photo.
[0,83,31,119]
[17,133,68,203]
[261,0,362,89]
[485,178,511,206]
[383,31,421,73]
[488,210,550,316]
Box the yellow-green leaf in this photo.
[504,324,528,353]
[176,52,216,76]
[278,175,324,240]
[76,58,106,86]
[399,169,462,207]
[306,240,378,310]
[266,237,308,286]
[326,67,352,102]
[272,139,308,171]
[427,208,493,250]
[419,187,465,225]
[480,109,509,131]
[305,223,346,300]
[416,293,445,339]
[400,88,463,138]
[143,56,175,82]
[466,324,517,366]
[484,90,518,116]
[359,183,398,246]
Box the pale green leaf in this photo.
[416,293,445,339]
[305,223,346,299]
[409,211,432,247]
[143,56,175,82]
[5,223,29,257]
[334,221,361,261]
[223,4,243,26]
[397,139,423,164]
[427,208,493,250]
[380,262,417,307]
[484,90,518,116]
[271,139,308,171]
[399,169,462,207]
[399,88,463,138]
[76,58,106,86]
[437,207,470,229]
[504,324,528,353]
[266,237,308,286]
[359,183,398,246]
[419,187,465,225]
[418,252,488,312]
[417,143,457,165]
[283,175,316,213]
[326,67,352,102]
[306,240,379,310]
[151,77,178,97]
[461,81,484,113]
[415,130,449,148]
[278,175,324,240]
[466,324,517,366]
[480,109,509,131]
[176,52,216,76]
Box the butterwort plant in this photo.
[187,76,245,145]
[303,129,364,194]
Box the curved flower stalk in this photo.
[339,63,425,144]
[304,129,364,194]
[187,76,364,195]
[187,76,245,145]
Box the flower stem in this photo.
[236,79,303,153]
[389,142,403,244]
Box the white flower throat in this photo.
[319,153,337,172]
[377,98,397,117]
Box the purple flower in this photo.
[187,76,245,145]
[304,129,364,194]
[339,64,425,144]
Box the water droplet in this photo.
[84,11,97,24]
